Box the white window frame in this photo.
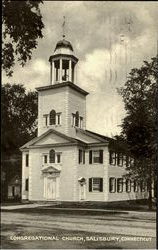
[79,116,83,128]
[72,113,76,127]
[92,178,101,192]
[43,154,48,164]
[56,113,61,125]
[117,178,123,193]
[93,150,100,164]
[43,114,49,127]
[56,152,62,164]
[133,180,139,192]
[126,179,131,192]
[110,151,116,165]
[109,177,116,193]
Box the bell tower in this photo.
[49,40,78,84]
[36,19,89,138]
[49,18,78,85]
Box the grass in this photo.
[1,198,156,211]
[47,199,156,212]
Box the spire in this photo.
[62,16,66,39]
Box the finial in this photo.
[62,16,66,39]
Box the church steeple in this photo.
[49,18,78,85]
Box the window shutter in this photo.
[78,149,81,164]
[75,111,79,127]
[25,178,29,191]
[117,153,120,165]
[100,178,103,192]
[109,178,112,192]
[26,154,29,167]
[114,178,116,192]
[99,150,103,164]
[78,149,80,164]
[89,178,92,192]
[83,151,85,164]
[89,150,92,164]
[109,151,112,164]
[117,179,119,192]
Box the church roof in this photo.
[20,128,109,150]
[54,39,73,52]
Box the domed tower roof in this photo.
[54,39,73,52]
[53,39,74,56]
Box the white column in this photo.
[52,61,54,84]
[59,58,62,82]
[50,61,52,85]
[69,59,72,82]
[74,63,77,84]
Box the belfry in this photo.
[49,38,78,84]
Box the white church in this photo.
[20,36,148,202]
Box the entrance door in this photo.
[80,183,86,200]
[47,177,56,200]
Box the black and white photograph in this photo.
[1,1,157,249]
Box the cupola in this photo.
[49,17,79,85]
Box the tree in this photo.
[118,56,158,210]
[1,83,38,200]
[2,0,44,77]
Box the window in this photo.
[79,149,85,164]
[117,153,123,166]
[56,153,61,163]
[25,178,29,191]
[49,149,55,163]
[72,112,83,128]
[117,178,123,193]
[109,151,116,165]
[50,110,56,125]
[26,154,29,167]
[72,114,76,126]
[89,178,103,192]
[126,179,131,192]
[48,150,62,164]
[140,181,146,192]
[43,114,49,126]
[123,155,126,166]
[89,150,103,164]
[56,113,61,125]
[109,178,116,193]
[93,151,100,163]
[75,111,79,127]
[133,180,139,192]
[79,117,83,128]
[43,155,48,164]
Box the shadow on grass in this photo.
[1,207,129,216]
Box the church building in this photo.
[20,36,148,202]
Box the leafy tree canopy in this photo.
[2,0,44,76]
[1,83,38,157]
[118,56,158,208]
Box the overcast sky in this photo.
[2,1,158,136]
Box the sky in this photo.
[2,1,158,137]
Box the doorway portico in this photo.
[42,166,60,200]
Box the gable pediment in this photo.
[22,129,77,148]
[42,166,60,173]
[34,132,69,146]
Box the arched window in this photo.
[75,111,79,127]
[50,110,56,125]
[49,149,55,163]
